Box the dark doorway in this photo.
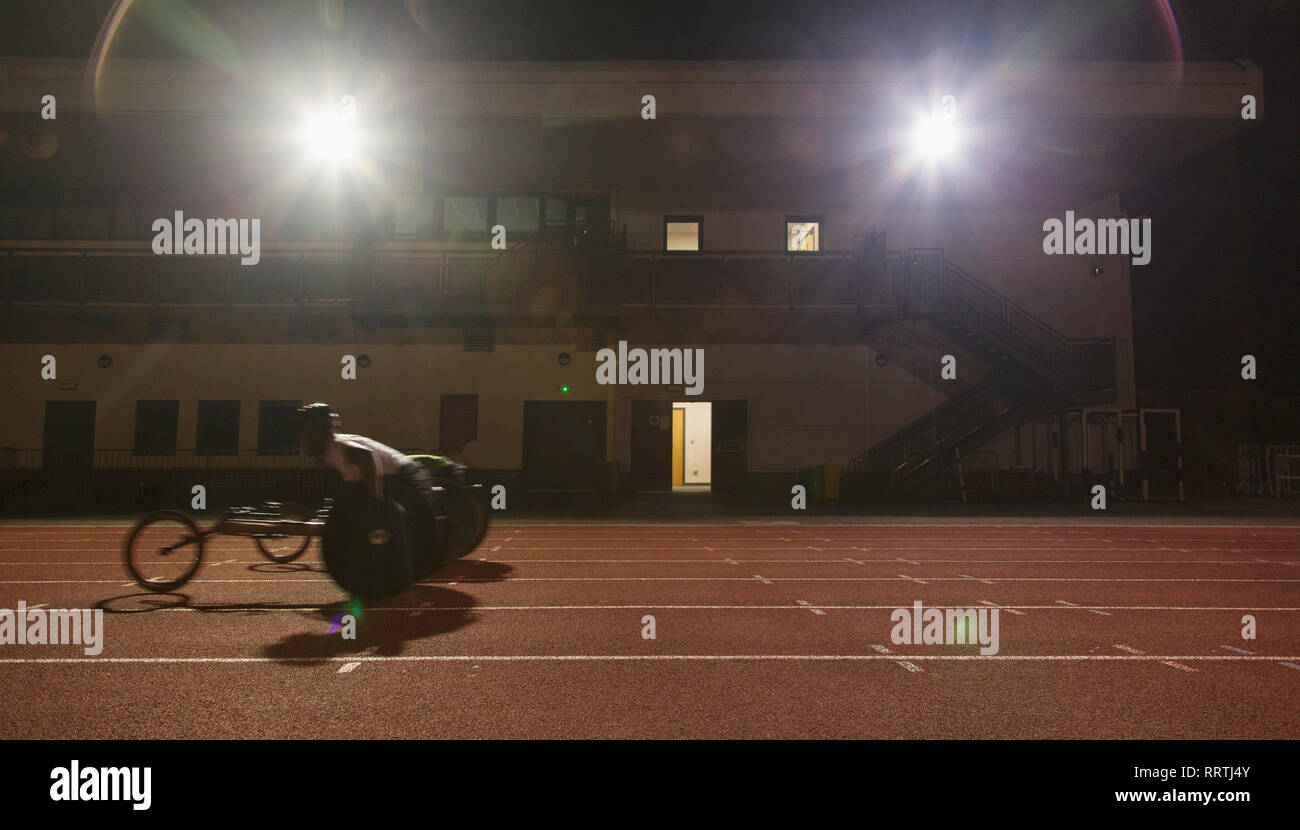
[522,401,607,489]
[1143,410,1183,500]
[569,199,610,248]
[42,401,96,473]
[630,400,672,491]
[711,399,748,493]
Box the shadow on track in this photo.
[258,560,516,665]
[97,559,516,666]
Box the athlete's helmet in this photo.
[296,402,341,431]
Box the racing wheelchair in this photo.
[124,471,489,601]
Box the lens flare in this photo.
[910,114,959,161]
[303,113,356,162]
[327,599,363,633]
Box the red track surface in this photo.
[0,519,1297,739]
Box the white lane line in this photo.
[868,643,921,672]
[1056,599,1110,616]
[979,600,1025,616]
[703,546,714,551]
[960,573,995,585]
[414,576,1300,584]
[80,604,1300,613]
[1220,645,1255,655]
[1280,662,1300,671]
[724,558,738,565]
[795,600,826,616]
[9,579,339,584]
[9,557,1299,567]
[753,574,773,585]
[4,654,1299,665]
[338,645,380,673]
[1161,661,1198,673]
[408,602,434,618]
[348,544,1300,552]
[899,573,929,585]
[1114,644,1145,655]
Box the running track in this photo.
[0,518,1297,739]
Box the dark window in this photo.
[197,400,240,454]
[258,400,302,454]
[134,400,179,454]
[439,395,478,454]
[395,196,438,239]
[664,215,703,252]
[495,196,540,236]
[545,197,568,228]
[443,196,488,240]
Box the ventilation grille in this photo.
[463,329,495,352]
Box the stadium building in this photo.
[0,58,1261,510]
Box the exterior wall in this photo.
[2,341,957,474]
[619,195,1137,411]
[0,344,615,470]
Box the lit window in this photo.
[786,219,820,252]
[665,216,702,251]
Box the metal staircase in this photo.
[850,230,1118,492]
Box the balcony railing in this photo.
[0,240,902,316]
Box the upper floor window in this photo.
[395,196,438,239]
[443,196,489,240]
[664,216,702,252]
[495,196,540,236]
[786,217,821,252]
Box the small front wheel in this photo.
[254,502,313,563]
[124,510,205,592]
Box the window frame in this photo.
[196,400,241,456]
[663,214,704,253]
[133,400,180,456]
[256,400,303,455]
[784,214,824,254]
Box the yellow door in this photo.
[671,408,685,486]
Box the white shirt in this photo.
[323,434,409,495]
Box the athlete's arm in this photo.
[343,443,382,497]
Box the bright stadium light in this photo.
[302,112,355,162]
[910,113,959,160]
